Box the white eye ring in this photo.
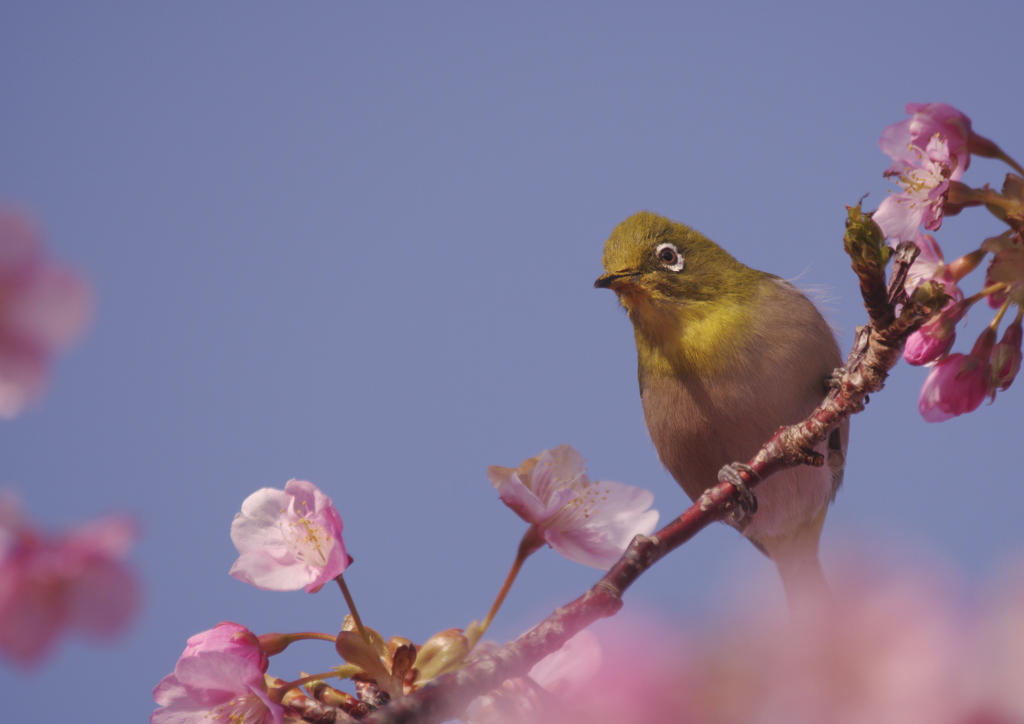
[655,243,685,272]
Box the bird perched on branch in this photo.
[595,211,848,605]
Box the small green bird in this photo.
[595,211,848,603]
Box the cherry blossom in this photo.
[0,493,138,666]
[0,209,91,418]
[880,103,974,181]
[229,479,349,593]
[151,622,283,724]
[488,445,658,570]
[875,135,956,243]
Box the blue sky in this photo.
[2,2,1022,721]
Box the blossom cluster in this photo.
[151,451,659,722]
[873,103,1024,421]
[468,559,1024,724]
[0,493,138,666]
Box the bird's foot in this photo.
[825,367,846,391]
[718,463,759,522]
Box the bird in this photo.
[595,210,848,605]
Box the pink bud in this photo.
[990,319,1023,391]
[904,302,965,365]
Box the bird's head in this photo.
[595,210,757,307]
[595,211,763,369]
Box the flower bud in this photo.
[904,302,966,365]
[256,632,295,656]
[990,319,1023,391]
[413,629,470,683]
[946,248,986,281]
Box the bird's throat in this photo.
[629,295,753,379]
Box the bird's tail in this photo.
[757,506,831,614]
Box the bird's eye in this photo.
[655,243,685,272]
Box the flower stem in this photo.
[468,526,544,649]
[335,574,372,648]
[997,151,1024,177]
[966,283,1007,305]
[990,300,1013,330]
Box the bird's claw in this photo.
[826,367,846,391]
[718,462,759,521]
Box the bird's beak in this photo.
[594,271,639,289]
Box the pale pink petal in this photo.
[490,447,659,570]
[488,469,552,524]
[544,481,659,570]
[181,622,268,673]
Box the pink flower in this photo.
[875,135,956,243]
[0,493,138,667]
[179,621,269,673]
[488,445,658,570]
[903,300,967,366]
[990,319,1022,391]
[229,479,349,593]
[880,103,974,181]
[918,329,996,422]
[0,209,91,419]
[151,622,283,724]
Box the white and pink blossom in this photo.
[488,445,658,571]
[151,622,283,724]
[880,102,974,181]
[230,479,349,593]
[875,136,956,243]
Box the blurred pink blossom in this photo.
[918,329,995,422]
[464,553,1024,724]
[488,445,658,570]
[0,209,91,419]
[0,493,138,667]
[467,630,603,724]
[229,479,349,593]
[151,622,283,724]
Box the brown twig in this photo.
[355,206,937,724]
